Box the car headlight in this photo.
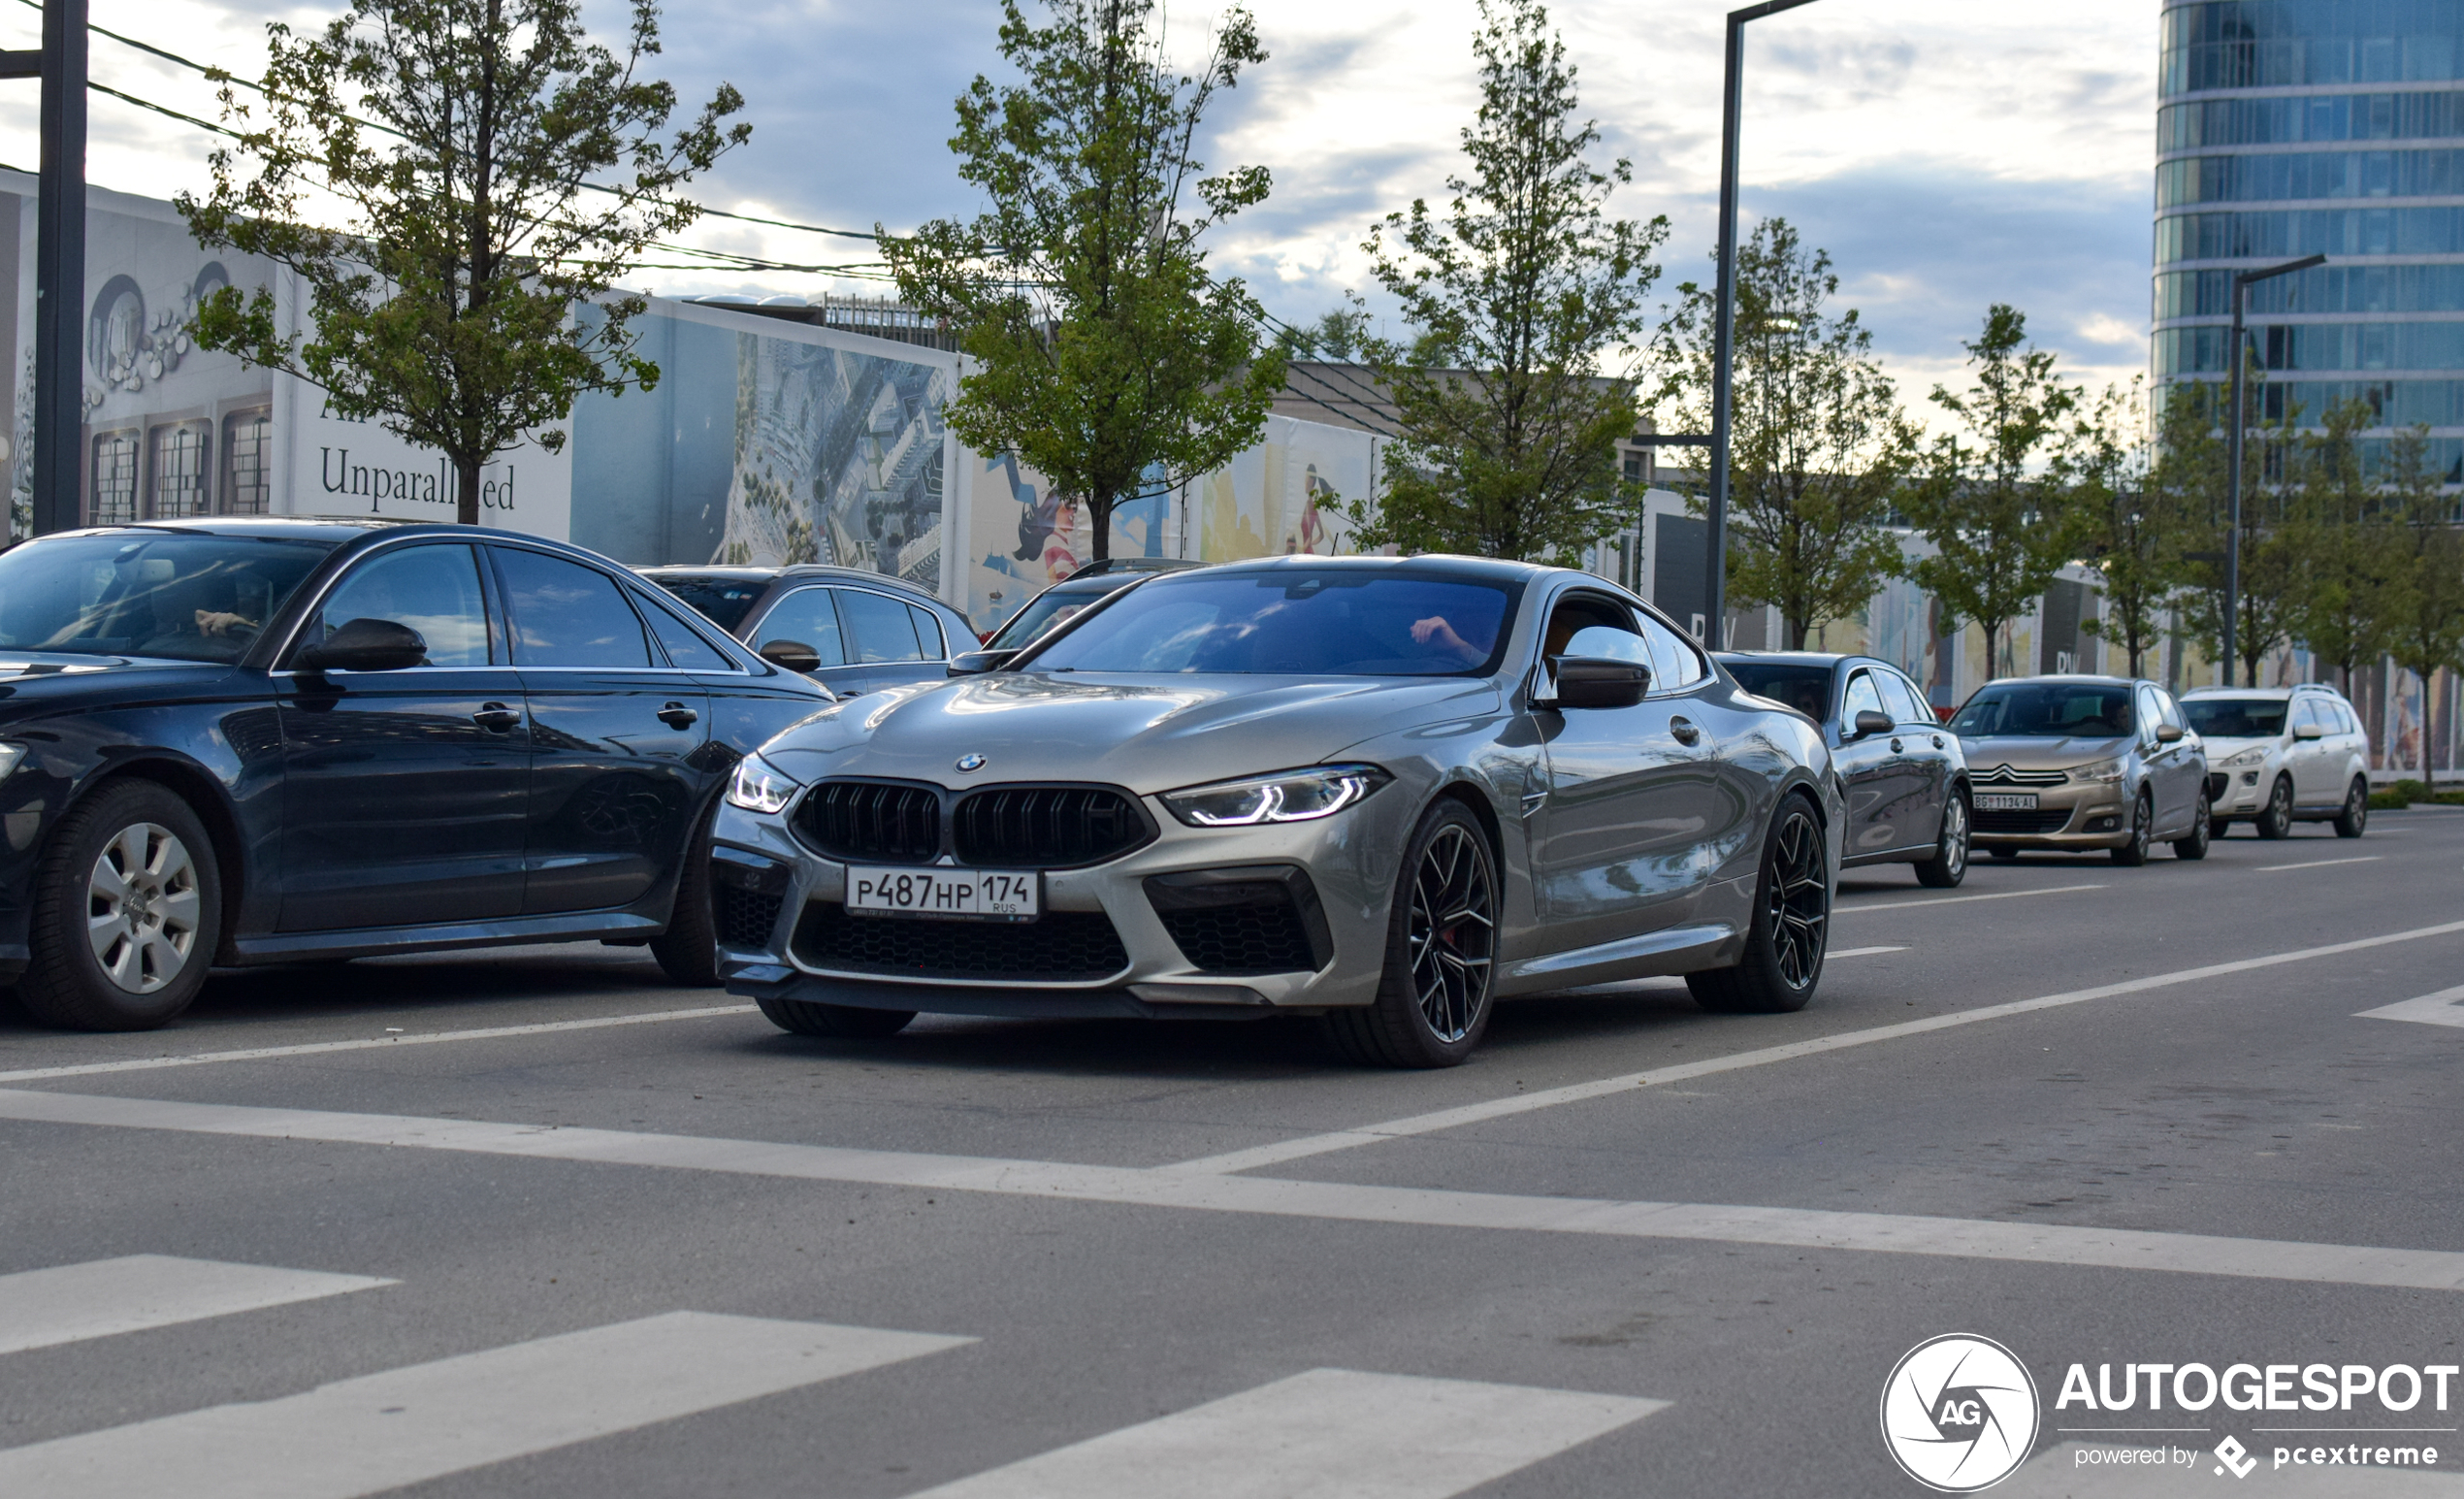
[1160,765,1392,827]
[0,744,22,781]
[2068,756,2128,784]
[2222,746,2270,768]
[726,753,802,815]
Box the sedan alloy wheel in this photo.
[88,823,202,994]
[1409,823,1496,1043]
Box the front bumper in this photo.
[1968,782,2131,850]
[708,784,1410,1017]
[2209,766,2270,818]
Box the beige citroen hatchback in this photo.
[1946,675,2213,865]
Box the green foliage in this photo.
[1652,219,1914,648]
[2169,369,2308,688]
[2286,398,2404,690]
[2383,428,2464,764]
[2068,379,2191,679]
[1275,298,1371,361]
[1345,0,1666,561]
[885,0,1281,563]
[1898,306,2081,679]
[178,0,747,524]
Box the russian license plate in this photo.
[1974,793,2038,811]
[846,867,1040,922]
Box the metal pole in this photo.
[31,0,85,537]
[2221,252,2324,689]
[1703,0,1818,648]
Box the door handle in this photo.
[1890,737,1904,753]
[1669,716,1702,746]
[1932,735,1944,749]
[471,702,522,733]
[657,701,700,729]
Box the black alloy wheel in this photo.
[2255,775,2294,840]
[2112,791,2154,866]
[2333,777,2369,839]
[1325,798,1498,1068]
[1914,790,1969,888]
[1689,796,1828,1015]
[2172,788,2213,860]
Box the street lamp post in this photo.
[2221,252,2326,686]
[1704,0,1821,647]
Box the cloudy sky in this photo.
[0,0,2158,412]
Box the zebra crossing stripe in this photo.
[0,1255,392,1356]
[0,1312,970,1499]
[904,1368,1665,1499]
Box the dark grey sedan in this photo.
[1717,651,1971,888]
[640,565,978,699]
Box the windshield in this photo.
[0,531,334,663]
[2182,698,2287,738]
[1723,662,1832,720]
[1025,570,1522,676]
[652,574,767,633]
[987,582,1123,650]
[1950,683,2135,738]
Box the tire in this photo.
[2172,787,2213,860]
[1322,798,1499,1068]
[649,801,722,987]
[1913,789,1970,888]
[2255,775,2294,840]
[18,780,222,1031]
[2332,777,2369,839]
[2111,791,2154,866]
[757,994,915,1037]
[2209,816,2232,842]
[1687,794,1828,1015]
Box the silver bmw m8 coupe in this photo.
[708,556,1844,1066]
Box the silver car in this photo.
[1947,674,2212,864]
[707,557,1846,1066]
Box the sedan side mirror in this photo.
[2156,722,2186,743]
[295,617,427,673]
[1851,709,1895,739]
[758,639,822,673]
[2292,722,2323,740]
[948,649,1020,676]
[1544,656,1650,710]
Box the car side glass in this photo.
[307,543,491,668]
[493,548,654,668]
[906,603,948,660]
[1842,671,1884,731]
[752,588,847,667]
[1879,671,1929,727]
[2136,687,2163,743]
[637,591,733,670]
[1633,610,1703,694]
[840,588,928,664]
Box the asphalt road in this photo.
[4,809,2463,1498]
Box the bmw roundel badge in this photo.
[956,753,988,773]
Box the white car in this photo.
[2178,685,2372,839]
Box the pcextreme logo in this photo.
[1880,1334,2042,1492]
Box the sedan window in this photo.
[636,591,735,670]
[1842,670,1886,727]
[307,544,491,667]
[0,532,333,664]
[906,603,949,660]
[1881,671,1934,726]
[840,589,928,664]
[752,589,847,667]
[1636,612,1707,691]
[650,574,767,632]
[495,548,652,668]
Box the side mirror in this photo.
[2292,721,2323,740]
[1545,656,1650,710]
[948,649,1020,676]
[1851,709,1895,739]
[758,639,822,673]
[295,617,427,673]
[2156,722,2186,743]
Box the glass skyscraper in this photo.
[2155,1,2464,479]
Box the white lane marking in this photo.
[7,1092,2464,1292]
[1829,946,1908,959]
[904,1367,1664,1499]
[1997,1441,2464,1496]
[0,1255,392,1356]
[2357,983,2464,1030]
[0,1005,758,1084]
[2258,856,2383,872]
[0,1312,969,1499]
[1838,884,2104,914]
[1169,915,2464,1175]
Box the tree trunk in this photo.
[1086,495,1111,563]
[457,456,482,526]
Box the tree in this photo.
[885,0,1281,564]
[1650,218,1914,648]
[2287,398,2401,693]
[1275,299,1371,360]
[1899,306,2081,679]
[1345,0,1666,560]
[2069,378,2191,679]
[2383,428,2464,772]
[2175,380,2305,688]
[180,0,748,525]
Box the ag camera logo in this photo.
[1881,1334,2041,1491]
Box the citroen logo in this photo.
[955,753,988,773]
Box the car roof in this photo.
[1970,673,2144,689]
[1193,553,1549,585]
[636,562,954,608]
[2180,684,2342,700]
[58,516,430,544]
[1713,651,1875,669]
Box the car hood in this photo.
[758,670,1501,795]
[2197,734,2280,759]
[1957,734,2132,772]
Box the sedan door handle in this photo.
[471,702,522,733]
[1932,735,1944,749]
[657,701,699,729]
[1890,737,1904,753]
[1669,716,1702,746]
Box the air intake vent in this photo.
[792,902,1130,981]
[954,786,1151,868]
[1973,808,2071,835]
[798,780,943,863]
[716,886,785,949]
